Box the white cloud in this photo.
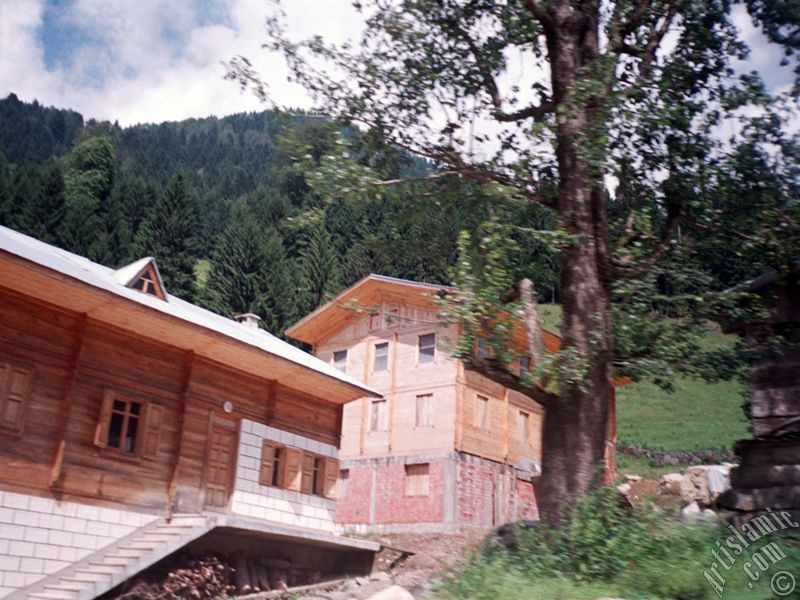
[0,1,793,129]
[0,0,363,125]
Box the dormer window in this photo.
[132,268,159,297]
[114,258,167,301]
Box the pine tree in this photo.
[299,221,341,313]
[132,175,198,301]
[18,163,65,245]
[203,204,298,336]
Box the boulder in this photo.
[680,465,731,506]
[367,585,414,600]
[617,483,631,495]
[624,474,642,482]
[660,472,683,492]
[681,501,719,522]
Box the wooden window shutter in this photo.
[0,364,31,432]
[94,390,115,448]
[259,441,277,486]
[323,458,340,499]
[283,448,303,491]
[140,403,164,459]
[300,452,314,495]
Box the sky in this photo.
[0,0,795,127]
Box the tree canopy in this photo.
[228,0,800,523]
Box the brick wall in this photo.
[336,467,374,525]
[231,419,338,533]
[373,462,445,525]
[0,491,156,598]
[514,477,539,521]
[457,458,497,527]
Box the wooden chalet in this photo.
[287,274,566,532]
[0,225,380,600]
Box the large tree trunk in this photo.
[537,16,614,526]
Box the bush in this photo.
[435,489,800,600]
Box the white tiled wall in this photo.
[0,491,157,597]
[231,419,338,533]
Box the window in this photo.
[333,350,348,373]
[476,336,488,359]
[0,362,31,434]
[370,398,388,432]
[129,264,165,300]
[339,469,349,499]
[373,342,389,372]
[519,410,530,443]
[475,395,489,430]
[418,333,436,364]
[386,304,401,328]
[415,393,433,428]
[369,309,382,332]
[519,355,531,377]
[94,390,163,459]
[259,440,340,498]
[404,463,430,496]
[108,398,141,452]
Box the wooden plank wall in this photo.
[0,285,344,515]
[459,370,543,465]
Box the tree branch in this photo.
[518,278,545,366]
[465,359,557,409]
[612,210,682,279]
[494,102,557,122]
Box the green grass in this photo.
[194,258,211,289]
[539,304,748,453]
[435,490,800,600]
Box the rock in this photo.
[371,571,391,582]
[660,472,683,491]
[681,501,701,518]
[617,483,631,495]
[366,585,414,600]
[680,465,731,506]
[624,474,642,482]
[355,576,371,586]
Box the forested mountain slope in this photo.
[0,93,511,335]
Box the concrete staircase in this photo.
[9,515,216,600]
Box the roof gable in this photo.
[114,257,167,301]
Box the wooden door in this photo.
[204,416,237,510]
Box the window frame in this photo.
[417,333,436,365]
[259,440,340,499]
[373,341,389,373]
[333,349,348,373]
[369,398,388,432]
[415,393,433,428]
[94,389,163,462]
[0,361,32,437]
[518,410,530,443]
[404,463,430,496]
[475,394,489,430]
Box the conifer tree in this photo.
[132,175,198,301]
[18,163,65,245]
[299,221,341,312]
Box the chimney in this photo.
[234,313,262,329]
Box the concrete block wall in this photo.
[0,490,157,598]
[231,419,338,533]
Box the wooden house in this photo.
[0,225,379,600]
[286,275,564,533]
[718,265,800,527]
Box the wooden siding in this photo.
[0,284,344,516]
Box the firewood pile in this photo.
[111,551,323,599]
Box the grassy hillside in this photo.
[539,304,748,453]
